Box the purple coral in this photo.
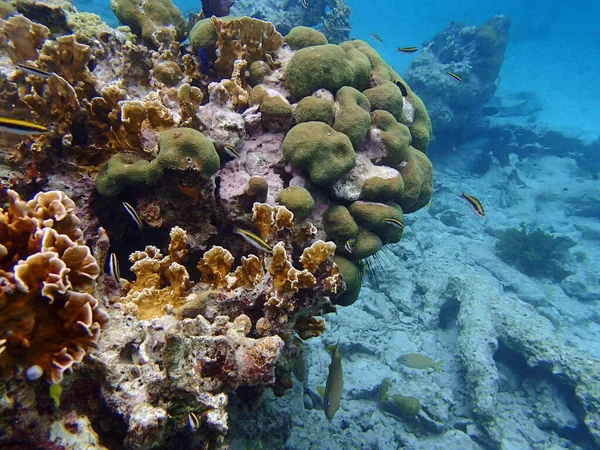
[201,0,234,18]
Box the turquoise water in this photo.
[2,0,599,449]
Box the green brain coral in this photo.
[348,201,404,243]
[96,153,150,197]
[396,148,433,213]
[333,256,361,306]
[294,97,335,125]
[285,26,328,50]
[96,129,220,196]
[147,128,220,183]
[189,17,218,51]
[323,205,359,244]
[285,44,370,99]
[283,122,356,186]
[276,186,315,219]
[333,87,371,150]
[364,81,405,122]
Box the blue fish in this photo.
[198,47,211,74]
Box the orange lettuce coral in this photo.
[0,190,109,384]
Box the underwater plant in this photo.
[495,222,576,281]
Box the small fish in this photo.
[302,0,308,8]
[233,227,273,253]
[447,71,463,82]
[370,33,383,42]
[323,336,343,420]
[459,192,485,217]
[397,353,444,373]
[394,80,408,97]
[397,47,418,53]
[344,238,354,254]
[293,355,306,382]
[15,63,53,78]
[0,116,48,135]
[108,252,120,282]
[122,202,144,229]
[198,47,211,74]
[49,383,63,408]
[188,412,200,431]
[224,145,240,158]
[383,218,404,230]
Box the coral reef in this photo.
[495,223,576,281]
[0,5,432,447]
[405,16,511,142]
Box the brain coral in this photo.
[0,190,109,384]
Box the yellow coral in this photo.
[230,255,263,290]
[300,240,337,273]
[0,190,108,384]
[212,16,283,78]
[0,15,50,63]
[121,242,192,320]
[198,246,234,289]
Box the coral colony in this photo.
[0,0,433,447]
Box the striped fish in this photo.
[344,238,355,254]
[397,47,418,53]
[370,33,383,42]
[459,192,485,217]
[0,116,48,135]
[224,144,240,158]
[233,227,273,253]
[122,202,144,229]
[15,63,52,78]
[383,218,404,229]
[188,412,200,431]
[302,0,308,8]
[108,252,120,282]
[394,80,408,97]
[447,71,463,82]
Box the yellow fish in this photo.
[322,337,343,420]
[397,353,443,373]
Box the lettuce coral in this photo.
[0,190,109,384]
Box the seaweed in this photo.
[495,223,576,281]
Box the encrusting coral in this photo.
[0,190,109,384]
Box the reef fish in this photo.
[447,71,463,82]
[397,47,419,53]
[459,192,485,217]
[188,412,200,431]
[344,238,354,254]
[198,47,211,74]
[383,218,404,229]
[370,33,383,42]
[0,116,48,135]
[233,227,273,254]
[224,144,240,158]
[398,353,444,373]
[49,383,63,408]
[108,252,120,282]
[323,337,343,420]
[302,0,308,8]
[393,80,408,97]
[122,202,144,229]
[15,63,53,78]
